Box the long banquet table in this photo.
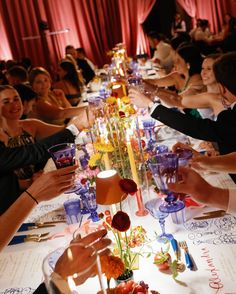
[1,168,236,293]
[1,104,236,293]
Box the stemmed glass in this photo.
[75,186,100,222]
[48,143,79,193]
[147,153,185,213]
[142,118,157,152]
[145,198,173,242]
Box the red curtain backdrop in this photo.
[0,13,12,60]
[118,0,156,56]
[0,0,122,70]
[177,0,236,33]
[1,0,236,71]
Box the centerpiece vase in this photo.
[115,269,134,285]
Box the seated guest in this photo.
[54,60,82,106]
[65,44,78,60]
[6,65,28,86]
[14,83,38,119]
[190,19,212,42]
[29,67,86,125]
[145,43,205,118]
[147,31,173,73]
[130,52,236,182]
[152,54,223,120]
[0,85,90,192]
[0,165,77,250]
[221,17,236,52]
[76,47,95,84]
[77,47,96,71]
[0,98,90,214]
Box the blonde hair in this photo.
[29,67,52,85]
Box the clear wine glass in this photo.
[145,198,173,242]
[147,153,185,213]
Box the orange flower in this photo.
[100,255,125,280]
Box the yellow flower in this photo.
[125,105,136,115]
[100,255,125,280]
[106,96,117,105]
[88,153,102,167]
[121,96,130,104]
[94,142,114,153]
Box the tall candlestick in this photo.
[126,131,140,186]
[99,121,111,170]
[126,129,148,217]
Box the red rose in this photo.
[119,111,125,118]
[112,211,131,232]
[119,179,138,195]
[80,178,87,185]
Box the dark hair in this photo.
[204,53,222,61]
[21,57,32,70]
[147,31,164,41]
[229,17,236,33]
[65,45,75,53]
[76,47,86,55]
[213,52,236,95]
[170,33,191,50]
[177,44,203,76]
[7,66,28,82]
[29,67,51,85]
[14,84,37,102]
[59,60,81,91]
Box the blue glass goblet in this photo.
[145,198,173,242]
[76,187,99,222]
[147,153,185,213]
[142,118,157,151]
[175,148,193,167]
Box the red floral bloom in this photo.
[119,179,138,195]
[80,178,87,185]
[118,111,125,118]
[112,211,131,232]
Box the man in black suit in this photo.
[129,52,236,181]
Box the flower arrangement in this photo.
[100,178,149,286]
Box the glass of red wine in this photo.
[48,143,76,168]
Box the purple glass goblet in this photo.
[48,143,76,169]
[175,148,193,167]
[147,153,185,213]
[145,198,173,242]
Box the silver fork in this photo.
[179,241,194,270]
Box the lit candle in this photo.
[99,122,111,170]
[126,129,140,186]
[117,98,121,109]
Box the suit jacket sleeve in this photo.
[0,129,75,173]
[151,104,235,143]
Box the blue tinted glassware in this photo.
[142,118,157,151]
[145,198,173,242]
[147,153,185,213]
[175,148,193,166]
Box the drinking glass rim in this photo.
[48,142,76,153]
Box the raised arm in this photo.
[0,165,77,251]
[192,152,236,173]
[145,71,184,89]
